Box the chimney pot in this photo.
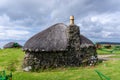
[70,16,74,25]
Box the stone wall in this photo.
[67,25,81,51]
[67,25,82,64]
[23,47,97,71]
[80,46,97,66]
[23,51,82,71]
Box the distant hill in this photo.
[96,42,120,45]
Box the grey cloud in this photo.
[0,0,120,47]
[1,0,120,27]
[79,12,120,42]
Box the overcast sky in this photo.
[0,0,120,48]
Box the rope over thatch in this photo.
[23,23,69,52]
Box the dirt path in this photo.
[98,54,120,60]
[98,54,115,58]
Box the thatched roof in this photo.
[3,42,22,49]
[23,23,94,52]
[23,23,68,52]
[80,35,94,48]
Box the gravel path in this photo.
[98,54,120,60]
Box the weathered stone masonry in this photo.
[22,16,97,71]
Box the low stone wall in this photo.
[23,46,97,71]
[22,51,83,71]
[80,46,97,65]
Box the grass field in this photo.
[97,48,120,55]
[0,48,120,80]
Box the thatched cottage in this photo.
[3,42,22,49]
[22,16,97,71]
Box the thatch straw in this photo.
[23,23,95,52]
[80,35,94,48]
[23,23,68,52]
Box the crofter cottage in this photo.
[3,42,22,49]
[22,16,97,71]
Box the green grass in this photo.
[97,48,120,55]
[0,48,24,71]
[109,55,120,58]
[0,48,120,80]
